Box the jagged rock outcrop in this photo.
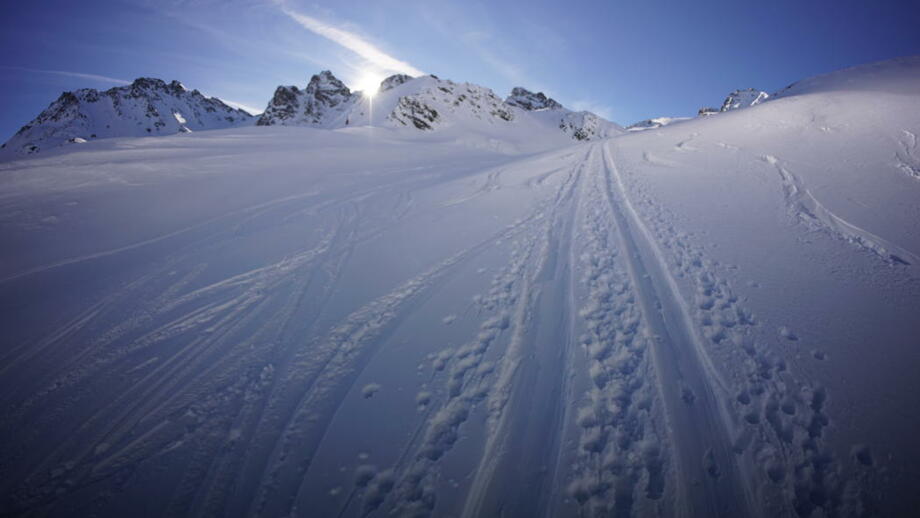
[697,88,770,118]
[1,78,253,156]
[257,71,357,127]
[721,88,769,111]
[504,87,563,111]
[390,97,440,130]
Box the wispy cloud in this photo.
[1,66,130,85]
[274,2,424,77]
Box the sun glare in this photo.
[356,72,384,98]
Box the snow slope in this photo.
[0,56,919,518]
[1,78,254,157]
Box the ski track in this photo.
[0,137,888,517]
[334,147,590,518]
[609,143,880,517]
[762,154,919,267]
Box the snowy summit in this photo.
[1,78,253,155]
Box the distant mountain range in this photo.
[627,88,770,131]
[2,70,773,157]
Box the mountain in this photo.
[503,86,623,141]
[2,71,620,161]
[720,88,769,111]
[626,116,691,131]
[256,71,355,128]
[256,71,622,142]
[1,56,919,518]
[504,87,562,111]
[1,78,254,156]
[697,87,770,117]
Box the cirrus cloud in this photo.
[275,2,424,77]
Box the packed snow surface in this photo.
[1,57,919,517]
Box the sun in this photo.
[355,72,384,98]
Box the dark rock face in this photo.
[257,86,301,126]
[391,97,440,130]
[505,87,562,111]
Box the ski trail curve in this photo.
[763,154,919,267]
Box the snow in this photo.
[0,56,919,517]
[626,116,691,131]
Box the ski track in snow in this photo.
[762,154,919,267]
[0,137,892,517]
[608,143,880,517]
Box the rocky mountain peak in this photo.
[380,74,413,92]
[2,77,253,156]
[306,71,351,101]
[505,87,563,111]
[257,71,357,127]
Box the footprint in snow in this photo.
[362,383,381,399]
[779,326,798,341]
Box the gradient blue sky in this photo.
[2,0,919,140]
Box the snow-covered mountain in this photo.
[2,71,620,161]
[1,78,253,156]
[626,116,691,131]
[256,71,355,128]
[698,87,770,117]
[256,71,621,142]
[504,86,623,141]
[720,88,769,111]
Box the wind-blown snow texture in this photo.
[1,57,919,517]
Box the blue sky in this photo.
[2,0,919,140]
